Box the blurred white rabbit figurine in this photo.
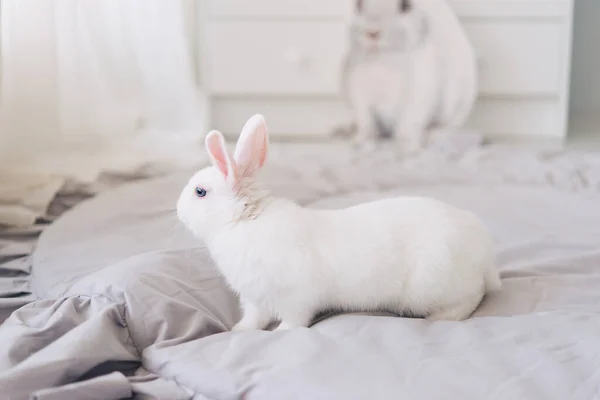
[342,0,477,154]
[177,115,500,331]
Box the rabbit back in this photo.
[213,195,498,321]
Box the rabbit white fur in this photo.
[177,115,501,331]
[343,0,477,154]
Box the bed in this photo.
[0,173,150,325]
[1,141,600,400]
[0,192,85,323]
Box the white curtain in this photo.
[0,0,206,182]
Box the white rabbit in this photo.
[342,0,478,154]
[177,115,501,331]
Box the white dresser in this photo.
[198,0,574,143]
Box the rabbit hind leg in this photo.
[425,293,484,321]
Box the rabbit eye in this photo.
[195,187,207,198]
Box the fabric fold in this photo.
[0,296,139,400]
[30,372,132,400]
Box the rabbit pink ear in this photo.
[233,114,269,177]
[205,130,238,183]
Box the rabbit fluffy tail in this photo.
[484,265,502,293]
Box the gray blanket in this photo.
[2,143,600,399]
[0,172,159,324]
[0,192,84,323]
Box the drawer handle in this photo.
[284,49,308,69]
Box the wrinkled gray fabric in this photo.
[2,143,600,399]
[143,311,600,400]
[27,370,192,400]
[31,174,193,299]
[30,372,132,400]
[0,171,158,323]
[0,223,41,323]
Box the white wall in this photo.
[569,0,600,121]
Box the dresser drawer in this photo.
[449,0,572,18]
[206,21,348,95]
[213,98,349,136]
[206,0,353,18]
[207,0,570,19]
[465,21,564,96]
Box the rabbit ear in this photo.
[233,114,269,178]
[205,130,238,183]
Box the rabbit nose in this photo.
[367,30,380,40]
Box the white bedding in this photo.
[2,139,600,399]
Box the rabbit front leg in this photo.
[393,118,427,157]
[275,316,313,331]
[393,90,431,157]
[350,97,379,153]
[232,299,272,332]
[274,307,314,331]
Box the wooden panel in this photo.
[212,98,350,136]
[465,21,563,95]
[212,98,565,139]
[450,0,572,18]
[207,0,353,19]
[466,98,563,138]
[207,21,348,95]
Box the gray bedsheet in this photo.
[1,143,600,399]
[0,173,156,324]
[0,192,84,323]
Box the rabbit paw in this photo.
[274,314,312,331]
[231,303,271,332]
[274,321,295,331]
[231,321,257,332]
